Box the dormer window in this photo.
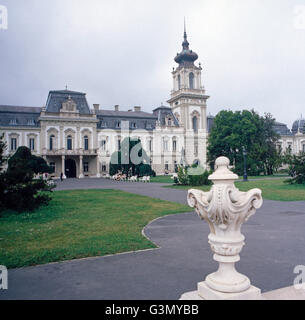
[131,122,137,129]
[27,119,35,126]
[100,121,107,128]
[116,121,121,128]
[9,119,17,126]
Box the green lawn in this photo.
[150,175,173,183]
[0,189,189,269]
[167,178,305,201]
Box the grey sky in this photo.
[0,0,304,128]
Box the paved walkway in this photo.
[1,179,305,300]
[55,178,188,204]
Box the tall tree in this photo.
[207,110,280,176]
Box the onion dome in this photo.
[174,24,198,66]
[292,116,305,134]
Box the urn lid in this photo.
[208,157,239,181]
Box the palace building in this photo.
[0,28,304,178]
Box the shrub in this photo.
[176,165,212,186]
[188,167,212,186]
[0,147,55,214]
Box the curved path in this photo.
[1,179,305,300]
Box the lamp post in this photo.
[242,146,248,182]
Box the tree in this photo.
[109,137,154,177]
[0,146,55,214]
[0,133,7,172]
[285,152,305,185]
[207,110,280,176]
[0,134,7,212]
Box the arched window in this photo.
[189,73,194,89]
[177,75,181,90]
[192,116,198,133]
[49,135,55,151]
[67,135,73,150]
[84,136,89,150]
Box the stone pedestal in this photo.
[181,156,263,300]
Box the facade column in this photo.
[62,155,66,179]
[96,157,101,178]
[79,156,84,179]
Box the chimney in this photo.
[114,105,119,112]
[134,106,141,112]
[93,104,100,112]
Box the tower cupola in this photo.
[174,23,198,67]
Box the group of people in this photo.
[108,171,151,183]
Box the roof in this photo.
[97,110,157,119]
[97,109,157,130]
[0,105,41,128]
[45,90,91,114]
[0,105,42,113]
[292,118,305,134]
[273,122,293,136]
[153,105,179,127]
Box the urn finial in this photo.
[184,156,263,300]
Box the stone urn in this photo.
[183,156,263,300]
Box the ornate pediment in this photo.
[60,96,78,113]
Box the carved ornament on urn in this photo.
[183,156,263,300]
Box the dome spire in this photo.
[182,17,189,50]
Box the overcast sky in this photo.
[0,0,304,128]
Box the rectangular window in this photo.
[29,138,35,151]
[102,163,107,172]
[83,162,89,173]
[149,140,153,152]
[163,140,168,152]
[165,161,169,171]
[84,138,89,151]
[10,138,17,151]
[173,140,177,152]
[117,139,121,151]
[101,140,106,151]
[67,138,72,150]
